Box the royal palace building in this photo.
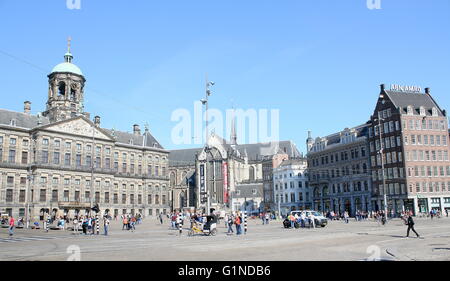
[0,43,170,221]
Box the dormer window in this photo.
[129,139,134,145]
[407,106,413,115]
[432,107,438,117]
[10,119,16,127]
[420,106,426,116]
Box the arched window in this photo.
[181,171,187,185]
[70,86,77,101]
[170,172,176,187]
[249,166,255,181]
[314,187,320,198]
[179,192,186,208]
[362,163,368,174]
[58,82,66,96]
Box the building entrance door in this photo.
[344,200,351,216]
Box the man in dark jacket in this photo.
[406,215,420,238]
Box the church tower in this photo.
[306,130,314,152]
[43,37,86,123]
[230,107,237,146]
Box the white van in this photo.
[290,210,328,227]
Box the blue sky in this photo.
[0,0,449,153]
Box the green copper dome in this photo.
[50,48,83,76]
[51,62,83,76]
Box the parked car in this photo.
[289,210,328,227]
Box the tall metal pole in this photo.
[25,136,36,229]
[205,76,209,215]
[202,76,214,215]
[90,122,95,216]
[205,74,209,150]
[378,117,388,216]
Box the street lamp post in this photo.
[201,76,214,215]
[25,135,37,229]
[90,121,96,216]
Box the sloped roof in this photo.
[168,140,301,167]
[0,109,50,129]
[234,183,264,198]
[168,148,202,167]
[234,141,301,161]
[278,158,307,167]
[0,109,164,149]
[103,129,164,149]
[385,91,443,116]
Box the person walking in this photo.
[104,217,110,236]
[406,215,420,238]
[73,218,79,235]
[235,213,242,235]
[227,214,234,234]
[159,213,164,224]
[130,216,136,231]
[82,217,88,235]
[300,212,306,228]
[8,216,15,237]
[289,214,296,229]
[122,217,128,230]
[309,212,315,229]
[381,211,387,225]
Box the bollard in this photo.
[46,215,50,232]
[96,215,99,235]
[244,211,248,234]
[179,220,183,236]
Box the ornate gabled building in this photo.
[0,41,169,221]
[368,84,450,215]
[168,128,301,213]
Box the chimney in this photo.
[425,87,430,95]
[380,84,385,92]
[133,124,141,135]
[24,101,31,114]
[94,116,101,127]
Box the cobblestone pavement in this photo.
[1,217,449,261]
